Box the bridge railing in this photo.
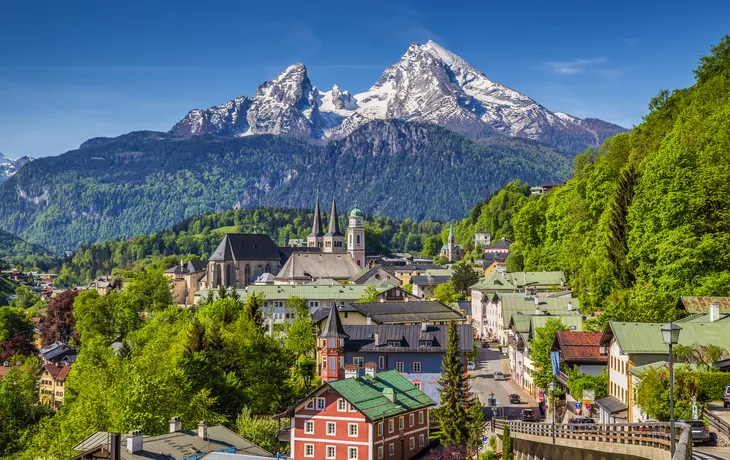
[492,419,692,460]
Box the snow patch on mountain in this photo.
[0,153,33,184]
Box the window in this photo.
[322,356,326,370]
[304,444,314,457]
[413,361,422,373]
[327,422,336,435]
[414,380,421,390]
[356,234,361,245]
[419,411,424,424]
[389,443,395,455]
[338,398,347,412]
[306,400,314,410]
[419,340,433,347]
[348,447,358,459]
[387,340,401,347]
[378,422,383,436]
[409,413,414,427]
[348,423,358,437]
[316,397,326,410]
[419,434,425,447]
[349,402,356,412]
[304,421,314,434]
[378,446,384,459]
[410,437,415,450]
[395,361,405,372]
[378,355,385,369]
[353,357,364,368]
[388,419,394,433]
[339,356,344,369]
[327,446,336,459]
[399,416,404,430]
[309,300,319,308]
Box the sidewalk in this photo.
[499,355,538,406]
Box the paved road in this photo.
[470,344,541,420]
[694,447,730,460]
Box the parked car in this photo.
[521,409,537,422]
[568,418,596,431]
[466,361,476,371]
[724,385,730,408]
[494,371,505,380]
[509,394,521,404]
[481,341,489,348]
[678,420,710,445]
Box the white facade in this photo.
[347,214,366,268]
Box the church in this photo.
[200,196,366,290]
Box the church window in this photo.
[356,235,361,246]
[265,263,271,273]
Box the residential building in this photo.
[312,301,467,328]
[530,182,563,195]
[483,238,512,255]
[504,271,566,293]
[410,275,450,298]
[315,307,471,404]
[392,264,441,285]
[349,265,400,286]
[598,318,730,424]
[479,252,509,275]
[164,260,207,306]
[280,369,434,460]
[70,418,270,460]
[473,232,491,248]
[676,296,730,315]
[40,341,77,365]
[92,276,116,296]
[439,225,464,261]
[552,331,607,377]
[275,252,361,284]
[39,363,70,409]
[288,238,308,247]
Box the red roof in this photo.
[29,317,41,325]
[554,331,608,364]
[0,367,7,379]
[43,363,71,381]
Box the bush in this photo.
[502,425,513,460]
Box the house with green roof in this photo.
[504,271,566,292]
[279,369,434,460]
[470,272,519,342]
[598,320,730,424]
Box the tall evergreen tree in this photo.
[502,424,513,460]
[605,162,637,288]
[450,261,480,298]
[436,322,469,445]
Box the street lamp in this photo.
[549,381,557,446]
[660,322,681,457]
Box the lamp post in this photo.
[660,322,681,457]
[549,382,557,446]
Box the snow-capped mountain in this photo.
[170,41,626,152]
[0,153,32,184]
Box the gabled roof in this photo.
[209,234,281,262]
[602,321,730,355]
[425,269,452,277]
[677,296,730,314]
[319,304,349,339]
[349,265,399,284]
[504,271,565,288]
[676,312,730,323]
[553,331,607,364]
[165,260,207,275]
[328,370,436,420]
[470,271,517,292]
[392,264,441,272]
[485,239,512,250]
[410,275,451,287]
[275,252,360,281]
[333,301,466,325]
[496,295,579,329]
[342,324,473,353]
[325,198,343,237]
[43,363,71,381]
[277,247,321,265]
[530,315,583,337]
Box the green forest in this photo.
[502,37,730,327]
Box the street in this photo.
[470,344,540,420]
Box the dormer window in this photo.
[419,340,433,347]
[387,340,401,347]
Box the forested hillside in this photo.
[0,120,571,253]
[53,207,446,286]
[0,229,56,270]
[506,37,730,327]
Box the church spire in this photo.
[309,192,324,237]
[325,197,343,237]
[448,224,454,242]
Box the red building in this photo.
[280,368,435,460]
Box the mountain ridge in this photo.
[0,152,33,184]
[170,40,627,152]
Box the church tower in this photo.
[447,224,455,262]
[307,194,324,249]
[348,204,365,268]
[319,306,349,382]
[323,198,345,253]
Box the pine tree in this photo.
[466,395,486,453]
[605,162,637,288]
[502,424,513,460]
[436,321,469,445]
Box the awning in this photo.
[594,396,628,414]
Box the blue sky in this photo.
[1,0,728,158]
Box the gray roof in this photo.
[410,275,451,286]
[309,197,324,237]
[277,246,321,265]
[165,260,207,275]
[275,252,360,281]
[71,425,271,459]
[209,234,281,262]
[325,198,343,237]
[343,324,473,353]
[485,239,512,250]
[319,304,349,339]
[594,396,628,415]
[313,301,466,325]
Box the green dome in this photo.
[349,208,363,218]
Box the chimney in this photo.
[365,362,377,378]
[534,296,539,306]
[374,332,379,346]
[126,430,143,454]
[169,416,181,433]
[344,364,359,379]
[567,301,573,311]
[421,321,427,333]
[197,421,208,440]
[109,433,121,460]
[711,303,720,322]
[599,346,607,355]
[383,387,396,403]
[367,315,372,325]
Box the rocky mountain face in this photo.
[0,153,32,184]
[170,41,626,152]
